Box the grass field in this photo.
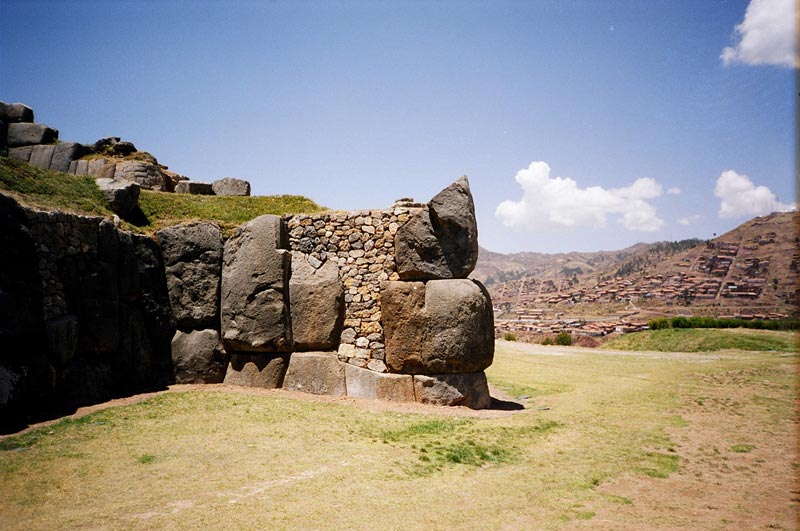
[602,327,798,353]
[0,342,797,530]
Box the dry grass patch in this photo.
[1,343,797,530]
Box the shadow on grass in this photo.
[488,396,525,411]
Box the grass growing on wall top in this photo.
[0,156,325,234]
[137,189,324,235]
[0,156,112,216]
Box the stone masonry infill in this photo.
[285,206,423,370]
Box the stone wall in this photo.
[0,195,175,432]
[284,205,420,370]
[0,171,496,431]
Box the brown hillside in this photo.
[480,211,799,319]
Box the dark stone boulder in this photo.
[96,178,140,217]
[221,215,292,352]
[0,102,34,123]
[382,279,494,374]
[171,329,227,384]
[157,221,223,330]
[0,195,50,430]
[212,177,251,196]
[395,176,479,280]
[6,123,57,147]
[175,181,214,195]
[289,254,344,350]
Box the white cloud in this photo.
[495,161,665,232]
[667,187,681,195]
[721,0,798,68]
[678,214,702,226]
[714,170,795,219]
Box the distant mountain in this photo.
[476,211,799,317]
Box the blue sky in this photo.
[1,0,795,253]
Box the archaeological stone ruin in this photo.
[0,101,495,430]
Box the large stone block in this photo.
[171,329,227,384]
[175,181,214,195]
[157,222,223,330]
[212,177,251,196]
[114,160,167,190]
[88,157,115,178]
[7,123,57,147]
[8,146,33,162]
[0,102,34,123]
[283,351,346,396]
[223,352,289,388]
[221,215,292,352]
[28,144,55,169]
[289,254,344,350]
[395,176,479,280]
[96,178,140,217]
[413,372,491,409]
[344,363,415,402]
[49,142,85,172]
[382,279,494,374]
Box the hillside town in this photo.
[488,212,798,341]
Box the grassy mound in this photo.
[602,327,798,352]
[0,156,324,234]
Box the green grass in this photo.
[602,328,798,353]
[731,444,755,453]
[138,189,324,236]
[0,157,112,216]
[0,156,325,235]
